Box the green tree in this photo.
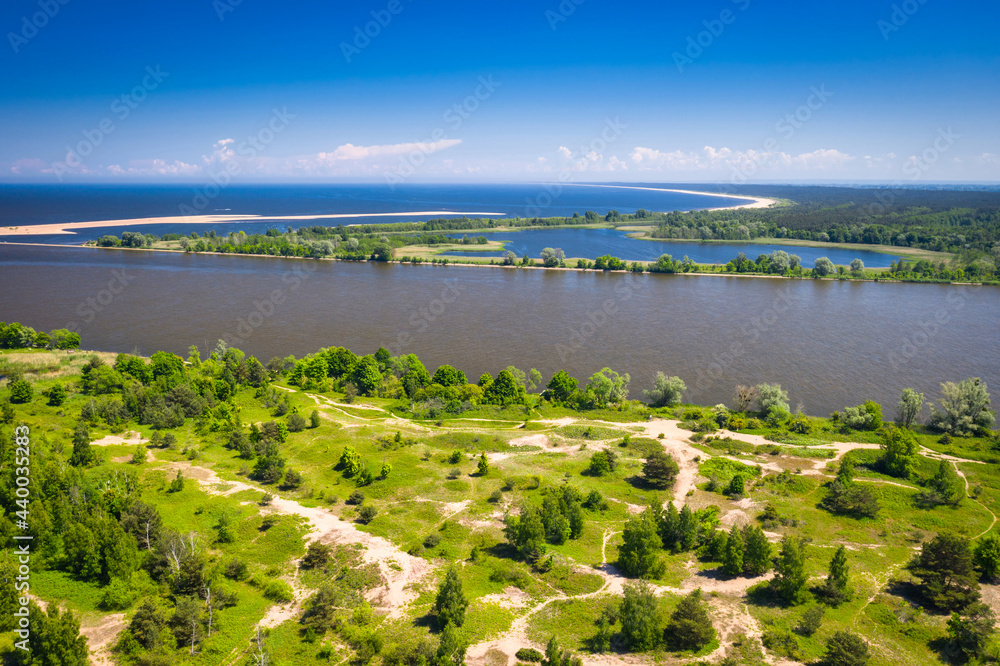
[477,452,489,477]
[813,257,836,277]
[921,460,964,507]
[797,605,824,637]
[587,367,630,407]
[946,602,996,662]
[484,370,523,406]
[723,524,744,577]
[504,505,546,562]
[434,565,468,629]
[8,378,33,404]
[659,502,680,551]
[46,384,67,406]
[619,581,661,651]
[126,598,167,650]
[69,423,94,467]
[644,373,686,407]
[301,542,331,570]
[743,525,773,576]
[665,589,715,651]
[432,365,467,387]
[642,451,679,489]
[773,537,809,605]
[12,603,89,666]
[309,410,321,428]
[823,631,870,666]
[618,509,664,578]
[820,545,852,606]
[909,534,980,611]
[896,388,924,428]
[756,383,789,420]
[434,621,467,666]
[973,532,1000,582]
[879,425,918,478]
[546,370,578,403]
[350,355,383,396]
[930,378,995,435]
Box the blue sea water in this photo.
[0,183,753,244]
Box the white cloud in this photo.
[626,145,856,173]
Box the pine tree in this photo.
[773,537,809,605]
[434,622,467,666]
[665,589,716,651]
[659,501,680,551]
[619,581,661,651]
[821,545,852,606]
[434,565,468,629]
[477,452,489,476]
[742,525,773,576]
[618,509,664,578]
[678,504,698,551]
[723,524,744,577]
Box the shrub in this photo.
[357,505,378,524]
[347,490,365,505]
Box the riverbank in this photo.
[5,240,992,286]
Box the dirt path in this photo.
[638,419,703,504]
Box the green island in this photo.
[85,186,1000,284]
[1,321,999,666]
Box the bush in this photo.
[423,534,442,549]
[515,648,544,662]
[347,490,365,505]
[263,580,294,602]
[357,505,378,524]
[287,413,307,432]
[8,379,33,404]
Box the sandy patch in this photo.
[477,586,531,610]
[90,431,147,447]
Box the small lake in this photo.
[443,227,900,267]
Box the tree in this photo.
[432,365,467,387]
[618,509,664,578]
[127,598,167,650]
[546,370,578,403]
[168,470,185,492]
[619,581,661,651]
[974,532,1000,582]
[823,631,869,666]
[879,425,918,478]
[909,534,980,611]
[820,546,852,606]
[309,410,321,428]
[587,450,612,476]
[51,329,81,350]
[12,602,89,666]
[586,367,630,407]
[849,258,865,276]
[8,378,33,404]
[723,524,744,577]
[46,384,67,406]
[735,385,758,413]
[919,460,964,507]
[896,388,924,428]
[301,542,331,570]
[501,250,516,266]
[644,373,686,407]
[477,452,489,477]
[665,589,715,651]
[946,602,996,662]
[773,537,809,605]
[287,413,307,432]
[841,401,883,431]
[69,423,94,467]
[642,451,679,489]
[504,505,546,562]
[813,257,836,277]
[434,565,468,629]
[540,247,564,268]
[797,605,824,637]
[484,370,523,406]
[434,621,467,666]
[743,525,773,576]
[930,378,995,435]
[350,355,382,396]
[756,383,789,419]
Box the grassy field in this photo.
[1,348,997,665]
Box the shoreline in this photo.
[3,241,990,287]
[558,183,778,210]
[0,185,776,237]
[0,210,507,237]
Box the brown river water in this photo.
[1,244,997,417]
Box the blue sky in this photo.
[2,0,998,183]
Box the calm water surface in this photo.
[443,227,900,267]
[2,245,996,416]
